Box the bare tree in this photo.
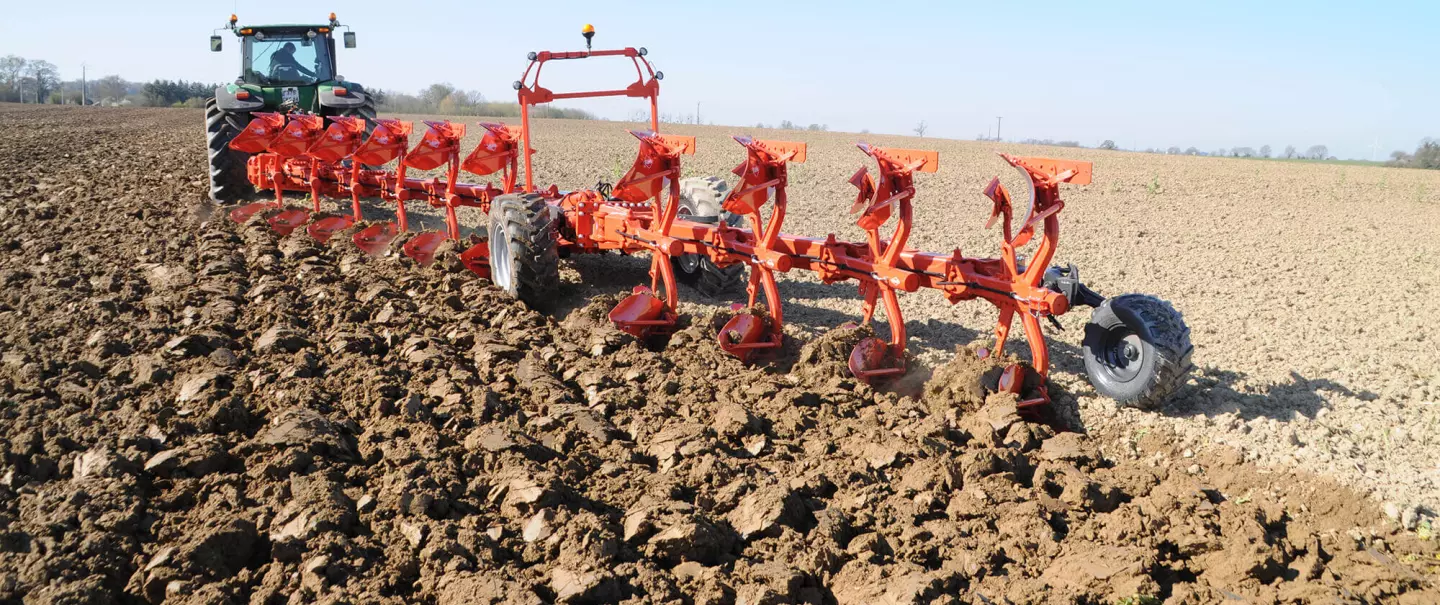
[1259,145,1272,158]
[1166,146,1181,155]
[23,60,59,103]
[1099,140,1116,150]
[94,75,129,102]
[913,120,927,137]
[420,83,456,107]
[1185,147,1199,155]
[1283,145,1297,159]
[1305,145,1328,160]
[0,55,26,102]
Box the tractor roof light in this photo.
[582,23,595,50]
[254,31,266,40]
[239,28,254,35]
[336,75,345,83]
[229,14,238,26]
[329,12,339,26]
[306,30,317,39]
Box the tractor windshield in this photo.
[243,31,333,85]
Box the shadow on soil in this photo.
[1160,367,1377,423]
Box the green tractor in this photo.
[206,13,377,202]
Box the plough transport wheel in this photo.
[487,193,559,307]
[1082,294,1194,410]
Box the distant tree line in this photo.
[0,55,59,103]
[376,83,596,119]
[746,119,828,131]
[1387,139,1440,169]
[1094,138,1336,160]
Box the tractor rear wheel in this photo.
[1082,294,1194,410]
[488,192,560,308]
[205,99,254,203]
[671,176,746,297]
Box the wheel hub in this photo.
[1101,331,1145,382]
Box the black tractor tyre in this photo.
[671,176,746,297]
[487,193,561,308]
[1081,294,1194,410]
[206,98,254,203]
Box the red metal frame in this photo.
[225,43,1092,412]
[515,47,661,193]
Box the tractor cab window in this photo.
[243,32,333,85]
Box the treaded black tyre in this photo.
[487,192,560,307]
[671,176,746,296]
[206,98,254,203]
[1082,294,1194,410]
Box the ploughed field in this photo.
[0,103,1437,603]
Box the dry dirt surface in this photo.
[0,103,1437,604]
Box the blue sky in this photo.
[3,0,1435,159]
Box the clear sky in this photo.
[3,0,1435,159]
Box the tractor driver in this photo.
[270,42,317,80]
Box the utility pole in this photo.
[995,116,1003,142]
[696,101,700,126]
[81,63,87,106]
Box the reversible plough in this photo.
[222,33,1194,412]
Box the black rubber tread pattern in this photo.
[205,98,254,203]
[1082,294,1195,410]
[489,192,560,308]
[671,176,746,296]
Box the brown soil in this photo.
[0,104,1436,604]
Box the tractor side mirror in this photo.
[343,32,356,48]
[210,36,223,52]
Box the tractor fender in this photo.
[212,86,265,112]
[318,84,368,109]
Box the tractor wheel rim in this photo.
[1099,330,1145,382]
[490,233,513,291]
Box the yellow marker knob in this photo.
[582,24,595,34]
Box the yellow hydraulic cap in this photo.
[582,24,595,50]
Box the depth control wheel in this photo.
[1082,294,1194,410]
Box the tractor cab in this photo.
[205,13,376,203]
[208,13,367,115]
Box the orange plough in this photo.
[221,27,1193,414]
